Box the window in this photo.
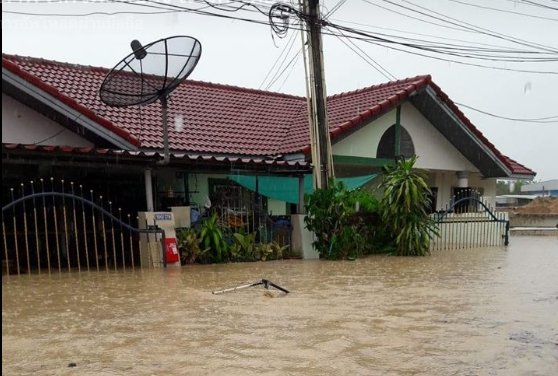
[376,125,415,159]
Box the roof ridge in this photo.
[2,53,305,100]
[2,53,111,74]
[328,75,431,99]
[183,80,305,100]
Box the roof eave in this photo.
[2,63,139,150]
[326,76,432,148]
[411,86,516,178]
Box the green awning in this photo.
[228,174,378,204]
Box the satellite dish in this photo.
[100,35,202,163]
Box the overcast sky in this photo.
[2,0,558,181]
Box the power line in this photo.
[330,23,558,62]
[4,0,558,74]
[260,30,299,89]
[519,0,558,11]
[275,49,303,92]
[455,102,558,123]
[325,0,348,17]
[446,0,558,22]
[378,0,558,53]
[330,28,397,81]
[330,16,552,52]
[267,47,303,91]
[327,26,558,74]
[3,9,176,16]
[327,21,558,66]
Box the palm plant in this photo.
[380,156,438,256]
[199,213,229,263]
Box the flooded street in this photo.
[3,236,558,375]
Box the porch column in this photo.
[456,171,469,188]
[298,175,306,214]
[144,168,154,211]
[394,105,401,157]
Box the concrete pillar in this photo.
[456,171,469,188]
[144,168,154,211]
[298,175,306,214]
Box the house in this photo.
[521,179,558,197]
[2,54,535,219]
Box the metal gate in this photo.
[2,179,167,276]
[430,197,510,251]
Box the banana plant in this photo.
[199,213,229,263]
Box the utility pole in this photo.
[302,0,333,189]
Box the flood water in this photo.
[2,236,558,375]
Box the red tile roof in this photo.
[2,54,535,177]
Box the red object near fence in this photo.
[165,238,180,264]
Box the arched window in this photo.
[376,125,415,159]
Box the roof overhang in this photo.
[2,66,138,150]
[410,86,512,178]
[2,143,310,175]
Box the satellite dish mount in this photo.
[100,36,202,164]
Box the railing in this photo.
[2,179,165,276]
[431,197,510,251]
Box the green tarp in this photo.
[228,174,378,204]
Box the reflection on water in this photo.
[3,236,558,375]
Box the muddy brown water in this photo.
[3,236,558,375]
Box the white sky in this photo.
[2,0,558,181]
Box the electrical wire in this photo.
[329,27,558,74]
[330,28,397,81]
[3,9,176,16]
[446,0,558,21]
[325,0,348,17]
[361,0,558,54]
[259,30,299,89]
[330,16,550,53]
[395,0,558,52]
[266,47,303,90]
[4,0,558,74]
[275,49,303,92]
[519,0,558,11]
[328,21,558,65]
[33,128,66,145]
[455,102,558,123]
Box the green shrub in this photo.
[230,231,257,262]
[199,213,229,263]
[304,179,382,260]
[255,241,288,261]
[176,227,210,264]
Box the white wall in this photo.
[430,171,496,209]
[334,108,396,157]
[333,103,478,173]
[2,93,93,147]
[188,173,224,208]
[268,199,287,216]
[333,102,497,210]
[401,103,478,172]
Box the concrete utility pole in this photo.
[302,0,333,189]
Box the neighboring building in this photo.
[521,179,558,197]
[495,195,537,208]
[2,54,536,216]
